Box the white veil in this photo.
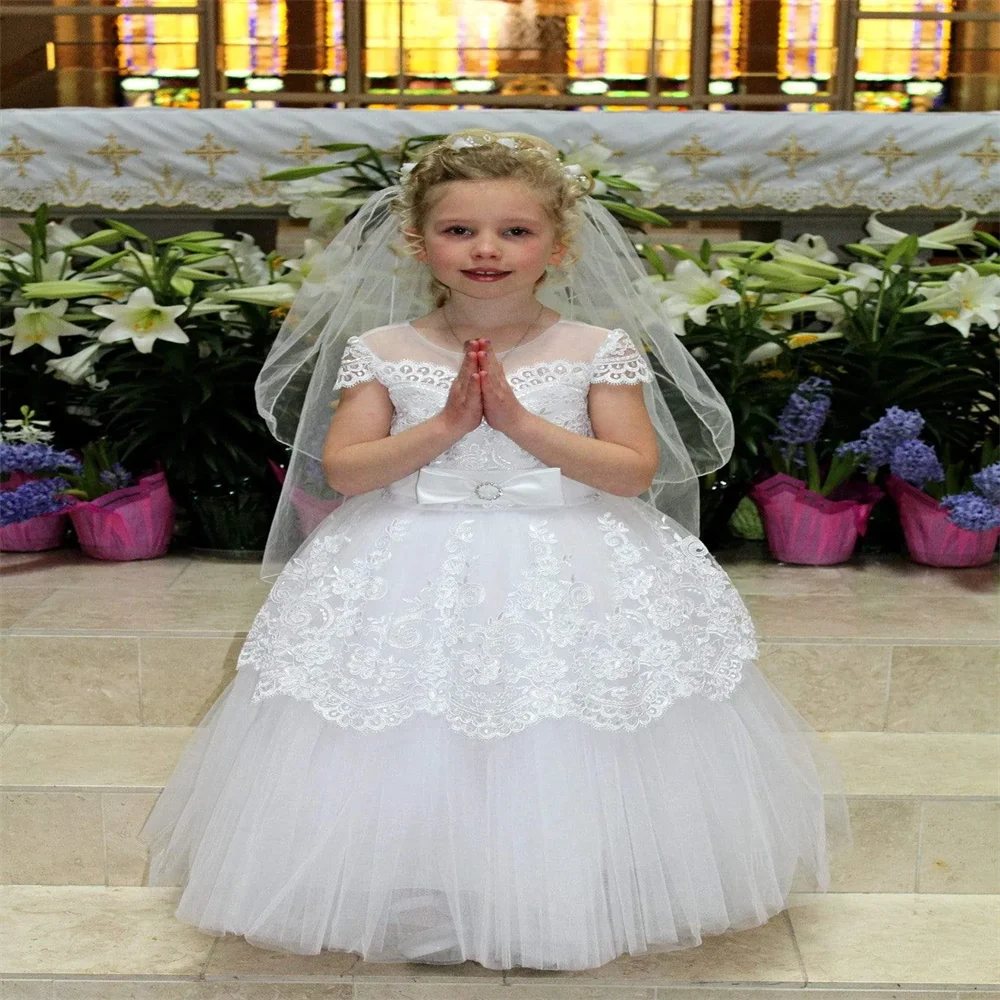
[256,186,734,581]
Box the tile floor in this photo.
[0,548,997,997]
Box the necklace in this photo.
[442,301,546,358]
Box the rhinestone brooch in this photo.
[474,482,503,501]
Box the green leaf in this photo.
[598,174,643,192]
[883,233,919,269]
[103,219,149,242]
[974,231,1000,251]
[657,242,705,267]
[599,201,671,226]
[640,243,669,277]
[316,142,373,153]
[262,164,340,182]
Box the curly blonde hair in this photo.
[392,128,588,307]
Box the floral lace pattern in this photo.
[241,496,757,740]
[333,327,651,474]
[240,325,756,739]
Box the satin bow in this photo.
[415,467,565,506]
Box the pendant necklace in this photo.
[442,301,546,359]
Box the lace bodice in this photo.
[332,320,653,473]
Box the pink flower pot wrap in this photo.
[748,473,883,566]
[886,475,999,568]
[67,472,175,561]
[0,510,69,552]
[291,487,344,536]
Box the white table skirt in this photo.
[1,108,996,214]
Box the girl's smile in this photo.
[416,178,565,306]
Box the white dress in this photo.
[141,319,851,970]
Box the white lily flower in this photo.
[282,238,332,289]
[92,285,189,354]
[861,211,980,251]
[759,311,793,335]
[218,233,271,285]
[0,299,91,355]
[1,250,70,283]
[745,342,783,364]
[289,194,369,240]
[787,331,845,348]
[661,259,740,325]
[919,265,1000,337]
[45,341,103,384]
[561,141,615,173]
[773,234,839,264]
[44,221,107,260]
[619,164,662,201]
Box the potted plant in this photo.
[875,436,999,568]
[58,439,175,561]
[0,207,292,554]
[747,378,884,565]
[0,411,81,551]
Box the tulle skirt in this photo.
[141,652,852,969]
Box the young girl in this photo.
[142,129,851,971]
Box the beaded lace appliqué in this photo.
[239,327,757,739]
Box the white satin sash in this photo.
[386,466,598,508]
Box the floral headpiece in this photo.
[398,131,593,193]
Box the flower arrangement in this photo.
[0,207,307,549]
[262,134,670,241]
[636,214,999,544]
[839,408,1000,566]
[0,414,82,550]
[747,378,884,564]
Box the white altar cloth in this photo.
[1,108,996,214]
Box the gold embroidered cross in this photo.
[766,135,818,178]
[863,135,917,178]
[280,135,329,166]
[184,133,238,177]
[669,135,722,178]
[87,133,141,177]
[1,135,45,179]
[960,136,1000,180]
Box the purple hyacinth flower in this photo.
[834,406,925,472]
[0,477,71,526]
[771,377,832,448]
[99,463,133,491]
[972,463,1000,506]
[940,492,1000,532]
[889,439,944,489]
[0,442,81,476]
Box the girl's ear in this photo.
[548,241,568,267]
[404,228,427,261]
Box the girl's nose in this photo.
[471,239,501,259]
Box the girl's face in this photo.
[414,178,566,301]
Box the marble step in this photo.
[0,637,996,732]
[0,725,997,893]
[1,885,997,990]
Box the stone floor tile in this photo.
[0,886,215,975]
[788,892,1000,984]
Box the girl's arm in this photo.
[323,344,484,495]
[504,382,660,497]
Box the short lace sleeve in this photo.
[333,336,378,391]
[590,328,654,385]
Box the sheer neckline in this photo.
[405,316,563,357]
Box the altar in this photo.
[2,108,996,221]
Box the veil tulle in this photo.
[255,187,734,581]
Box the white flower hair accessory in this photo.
[398,132,594,194]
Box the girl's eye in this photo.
[507,227,531,237]
[444,226,471,236]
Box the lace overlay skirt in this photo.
[141,490,852,969]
